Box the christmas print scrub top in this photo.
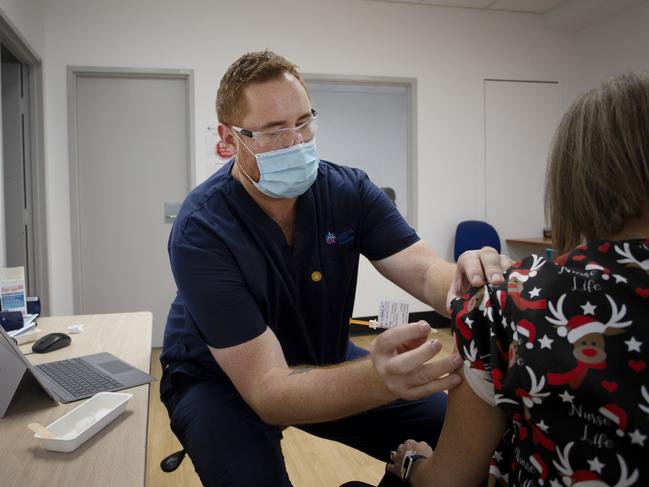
[450,239,649,486]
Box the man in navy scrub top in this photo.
[160,50,505,487]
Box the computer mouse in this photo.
[32,332,72,354]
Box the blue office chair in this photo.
[453,220,501,262]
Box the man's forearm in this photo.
[372,241,456,316]
[423,259,455,316]
[250,357,396,425]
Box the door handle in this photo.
[164,202,182,224]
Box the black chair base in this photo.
[160,449,187,472]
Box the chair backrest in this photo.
[454,220,501,262]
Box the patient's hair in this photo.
[216,50,307,126]
[545,72,649,253]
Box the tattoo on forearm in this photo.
[288,360,359,376]
[289,366,314,376]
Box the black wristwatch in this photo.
[400,451,426,482]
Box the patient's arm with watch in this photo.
[407,369,506,486]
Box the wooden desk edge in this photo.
[505,238,553,246]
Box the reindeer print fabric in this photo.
[451,239,649,486]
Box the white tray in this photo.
[34,391,133,452]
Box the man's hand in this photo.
[446,247,514,313]
[370,321,462,401]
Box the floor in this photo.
[146,329,454,487]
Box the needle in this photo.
[348,318,438,333]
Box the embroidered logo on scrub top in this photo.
[324,229,356,246]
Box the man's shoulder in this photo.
[170,163,239,245]
[185,163,235,210]
[318,159,364,175]
[316,160,367,190]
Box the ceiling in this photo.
[366,0,569,14]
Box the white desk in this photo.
[0,312,152,487]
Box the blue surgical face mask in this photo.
[237,139,320,199]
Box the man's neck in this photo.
[232,160,297,243]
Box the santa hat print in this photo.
[585,261,610,280]
[570,469,607,486]
[599,403,628,436]
[509,268,537,282]
[516,320,536,349]
[559,315,606,343]
[529,454,548,485]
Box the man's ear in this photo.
[218,123,237,154]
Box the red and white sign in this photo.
[216,140,234,159]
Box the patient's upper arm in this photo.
[413,369,507,487]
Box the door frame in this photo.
[0,9,49,313]
[302,73,418,227]
[67,66,195,313]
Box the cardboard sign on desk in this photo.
[0,266,27,314]
[0,326,155,418]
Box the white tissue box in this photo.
[33,391,133,452]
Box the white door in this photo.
[305,79,420,317]
[70,69,192,347]
[2,51,35,292]
[485,80,560,260]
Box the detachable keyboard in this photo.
[36,358,125,398]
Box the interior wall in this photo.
[0,0,44,56]
[3,0,646,318]
[308,85,409,219]
[0,0,574,314]
[35,0,577,316]
[572,0,649,93]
